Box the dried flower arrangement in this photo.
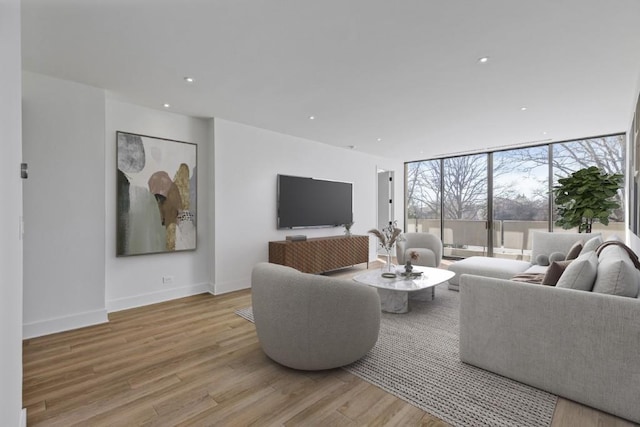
[367,220,403,252]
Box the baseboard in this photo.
[213,277,251,295]
[20,408,27,427]
[23,308,109,339]
[107,282,211,313]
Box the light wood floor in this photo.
[23,263,637,426]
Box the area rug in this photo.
[235,286,557,427]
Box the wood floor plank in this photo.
[246,373,351,426]
[551,397,638,427]
[23,264,639,426]
[176,385,277,426]
[281,374,373,425]
[338,383,393,420]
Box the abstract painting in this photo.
[116,131,197,256]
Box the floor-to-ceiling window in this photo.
[442,155,488,256]
[406,158,441,234]
[405,134,625,259]
[492,146,549,260]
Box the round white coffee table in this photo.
[353,266,455,313]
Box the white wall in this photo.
[22,72,108,339]
[213,118,404,294]
[104,99,214,311]
[20,73,403,335]
[0,0,25,422]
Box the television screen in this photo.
[277,175,353,229]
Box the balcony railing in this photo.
[406,219,624,260]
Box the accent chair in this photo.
[396,232,443,268]
[251,262,380,370]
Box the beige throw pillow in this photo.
[580,235,603,255]
[592,245,640,298]
[556,251,598,291]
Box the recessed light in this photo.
[348,145,356,150]
[163,103,171,108]
[542,131,548,135]
[377,138,382,142]
[478,57,489,63]
[520,107,527,111]
[184,77,194,83]
[309,115,315,120]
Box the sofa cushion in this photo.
[556,251,598,291]
[580,235,603,255]
[524,264,548,275]
[530,231,599,265]
[593,245,640,298]
[565,241,583,260]
[448,256,530,286]
[541,260,572,286]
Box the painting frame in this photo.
[116,131,197,257]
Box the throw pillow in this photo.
[580,235,603,255]
[549,252,566,263]
[536,254,550,266]
[541,260,572,286]
[565,240,583,260]
[592,245,640,298]
[556,251,598,291]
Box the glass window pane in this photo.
[406,160,440,234]
[443,154,487,257]
[493,146,549,261]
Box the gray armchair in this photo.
[251,262,381,370]
[396,232,443,267]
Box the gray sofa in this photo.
[448,231,600,290]
[458,235,640,423]
[251,262,380,370]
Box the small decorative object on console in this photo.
[286,235,307,241]
[343,222,354,236]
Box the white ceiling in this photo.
[21,0,640,161]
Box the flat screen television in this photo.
[277,174,353,229]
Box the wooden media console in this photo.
[269,235,369,274]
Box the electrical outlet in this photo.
[162,276,174,284]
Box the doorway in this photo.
[377,169,394,254]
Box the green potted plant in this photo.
[553,166,623,233]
